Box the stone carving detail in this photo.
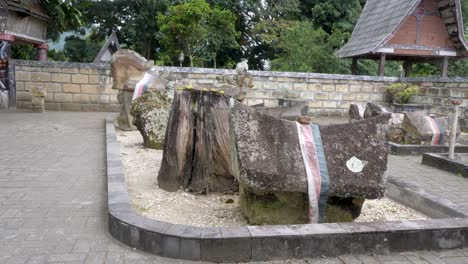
[111,49,155,131]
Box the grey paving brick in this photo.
[47,253,87,262]
[441,256,468,264]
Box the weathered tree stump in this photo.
[158,90,238,193]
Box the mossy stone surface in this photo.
[130,91,171,150]
[239,185,365,225]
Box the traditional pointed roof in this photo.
[337,0,468,58]
[94,31,121,63]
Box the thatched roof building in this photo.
[337,0,468,77]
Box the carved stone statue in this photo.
[111,49,154,130]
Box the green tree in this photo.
[84,0,173,59]
[270,21,350,74]
[206,7,240,68]
[300,0,365,34]
[158,0,211,67]
[207,0,301,69]
[63,35,102,63]
[42,0,88,41]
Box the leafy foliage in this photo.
[63,35,102,63]
[84,0,173,59]
[387,83,420,104]
[270,22,350,74]
[158,0,239,68]
[158,0,211,67]
[9,0,468,78]
[301,0,365,34]
[41,0,87,41]
[206,7,240,68]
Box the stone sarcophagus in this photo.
[159,90,390,224]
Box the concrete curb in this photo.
[389,142,468,156]
[106,116,468,262]
[387,178,467,219]
[422,153,468,177]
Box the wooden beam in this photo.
[351,58,358,75]
[378,53,386,77]
[441,56,449,77]
[404,60,412,77]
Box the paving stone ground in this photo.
[389,155,468,216]
[0,111,468,264]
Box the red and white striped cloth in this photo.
[425,116,442,145]
[132,72,156,102]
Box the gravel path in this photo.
[117,130,427,226]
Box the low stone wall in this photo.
[12,60,468,115]
[14,60,119,112]
[153,67,468,117]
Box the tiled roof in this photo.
[336,0,422,58]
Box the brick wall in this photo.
[14,60,119,112]
[12,61,468,116]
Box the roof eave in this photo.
[454,0,468,54]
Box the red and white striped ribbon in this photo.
[132,72,156,101]
[296,122,322,223]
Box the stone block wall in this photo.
[154,67,468,116]
[405,78,468,115]
[14,60,119,112]
[12,61,468,116]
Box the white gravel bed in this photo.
[117,130,427,227]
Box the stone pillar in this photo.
[36,43,48,62]
[30,85,46,113]
[116,82,137,131]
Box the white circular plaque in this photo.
[346,156,365,173]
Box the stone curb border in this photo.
[106,116,468,262]
[422,153,468,178]
[387,178,468,219]
[389,143,468,156]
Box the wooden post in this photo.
[441,56,449,77]
[351,58,358,75]
[404,60,412,77]
[378,53,386,77]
